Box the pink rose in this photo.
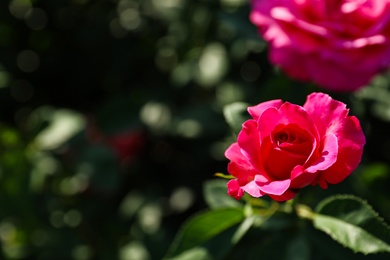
[250,0,390,91]
[225,92,365,201]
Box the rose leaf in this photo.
[203,179,243,210]
[313,194,390,255]
[164,208,244,259]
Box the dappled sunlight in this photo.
[34,108,85,150]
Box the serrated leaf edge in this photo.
[314,194,390,254]
[315,194,390,231]
[314,214,390,254]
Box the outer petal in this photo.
[270,7,329,53]
[318,116,365,185]
[248,100,283,121]
[250,6,292,48]
[225,143,258,180]
[304,93,365,186]
[250,0,278,28]
[242,180,265,198]
[268,189,296,202]
[237,119,263,171]
[227,179,245,200]
[289,133,337,188]
[290,165,318,189]
[303,92,348,137]
[269,45,312,81]
[255,175,291,196]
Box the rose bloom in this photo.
[225,93,365,201]
[250,0,390,91]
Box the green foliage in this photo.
[314,195,390,254]
[203,179,243,210]
[165,208,244,259]
[223,102,250,136]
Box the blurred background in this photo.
[1,0,390,259]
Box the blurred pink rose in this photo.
[250,0,390,91]
[225,93,365,201]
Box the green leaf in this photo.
[165,208,244,258]
[223,102,250,136]
[313,194,390,255]
[203,179,242,210]
[165,247,213,260]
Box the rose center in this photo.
[262,124,315,180]
[276,132,288,143]
[271,124,313,157]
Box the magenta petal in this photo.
[248,99,283,121]
[258,102,319,141]
[225,143,249,166]
[225,143,258,179]
[257,107,281,138]
[242,180,264,198]
[303,93,348,136]
[237,120,263,171]
[290,165,318,189]
[225,142,255,171]
[271,7,327,36]
[227,179,245,200]
[320,116,365,184]
[256,177,291,196]
[290,134,338,189]
[268,189,296,202]
[306,133,338,173]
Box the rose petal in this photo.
[261,136,307,180]
[341,1,364,13]
[303,57,376,91]
[305,133,338,173]
[366,10,390,35]
[356,1,389,18]
[248,99,283,121]
[272,123,315,156]
[242,180,264,198]
[237,119,263,171]
[290,165,318,189]
[255,176,291,196]
[225,143,258,179]
[319,116,365,184]
[269,46,312,80]
[259,102,319,142]
[271,7,328,36]
[268,189,296,202]
[227,179,245,200]
[303,92,348,137]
